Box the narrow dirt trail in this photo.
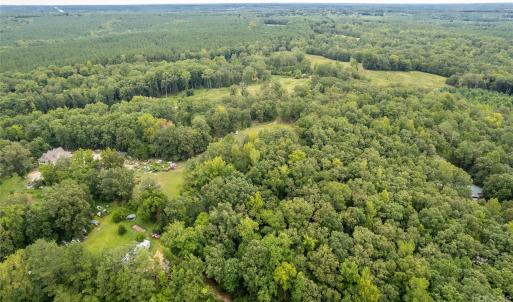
[205,277,233,302]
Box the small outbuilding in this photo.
[470,185,483,200]
[126,214,136,221]
[132,224,146,233]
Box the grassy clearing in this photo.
[0,175,26,203]
[83,209,161,254]
[363,70,448,90]
[84,160,184,254]
[137,163,185,199]
[273,76,309,93]
[169,76,308,102]
[83,165,186,254]
[306,54,447,89]
[307,54,345,67]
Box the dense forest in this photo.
[1,4,513,302]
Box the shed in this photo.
[470,185,483,200]
[132,224,146,233]
[126,214,136,220]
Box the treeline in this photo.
[442,87,513,108]
[0,49,329,118]
[0,57,247,116]
[264,18,289,25]
[0,79,299,174]
[0,239,213,301]
[0,50,364,170]
[1,147,211,299]
[305,18,513,95]
[446,73,513,95]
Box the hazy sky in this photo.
[2,0,512,5]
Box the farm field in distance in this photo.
[1,3,513,302]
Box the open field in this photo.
[306,54,447,90]
[272,76,310,93]
[137,163,185,199]
[168,76,309,102]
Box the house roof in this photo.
[470,185,483,198]
[39,147,72,164]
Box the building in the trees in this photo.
[38,147,72,165]
[470,185,483,199]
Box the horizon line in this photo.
[3,2,513,5]
[3,1,513,6]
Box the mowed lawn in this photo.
[136,163,185,199]
[83,210,161,254]
[306,54,447,90]
[153,168,185,198]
